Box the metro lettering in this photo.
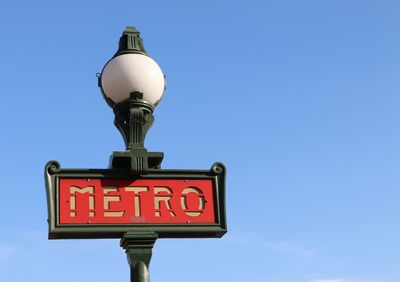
[59,178,215,224]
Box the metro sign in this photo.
[45,161,227,239]
[59,178,215,224]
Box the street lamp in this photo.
[98,27,166,174]
[44,26,227,282]
[97,26,167,282]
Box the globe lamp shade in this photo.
[100,53,165,106]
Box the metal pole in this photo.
[121,232,158,282]
[131,261,149,282]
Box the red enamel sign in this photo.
[45,161,226,239]
[59,178,216,224]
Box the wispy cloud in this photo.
[264,241,314,258]
[0,242,17,263]
[311,279,373,282]
[226,233,314,259]
[312,280,348,282]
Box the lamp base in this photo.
[109,151,164,171]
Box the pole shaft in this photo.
[131,261,149,282]
[121,232,158,282]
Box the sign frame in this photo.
[45,161,227,239]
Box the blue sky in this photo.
[0,1,399,282]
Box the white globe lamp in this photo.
[98,27,165,173]
[99,26,165,108]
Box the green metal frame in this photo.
[44,160,227,240]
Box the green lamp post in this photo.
[98,27,166,282]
